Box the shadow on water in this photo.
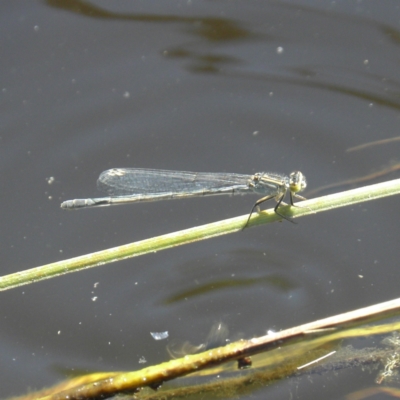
[44,0,256,42]
[43,0,400,112]
[162,274,298,304]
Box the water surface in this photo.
[2,1,400,398]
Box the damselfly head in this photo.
[289,171,307,193]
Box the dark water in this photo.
[2,1,400,398]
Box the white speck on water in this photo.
[150,331,169,340]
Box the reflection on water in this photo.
[167,322,230,358]
[307,160,400,197]
[44,0,258,74]
[45,0,254,41]
[46,0,400,106]
[163,274,298,304]
[346,135,400,153]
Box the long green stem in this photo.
[1,178,400,291]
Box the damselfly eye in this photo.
[289,171,307,193]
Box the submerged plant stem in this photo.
[12,298,400,400]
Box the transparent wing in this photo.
[97,168,251,196]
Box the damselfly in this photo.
[61,168,307,227]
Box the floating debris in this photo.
[150,331,169,340]
[237,356,252,369]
